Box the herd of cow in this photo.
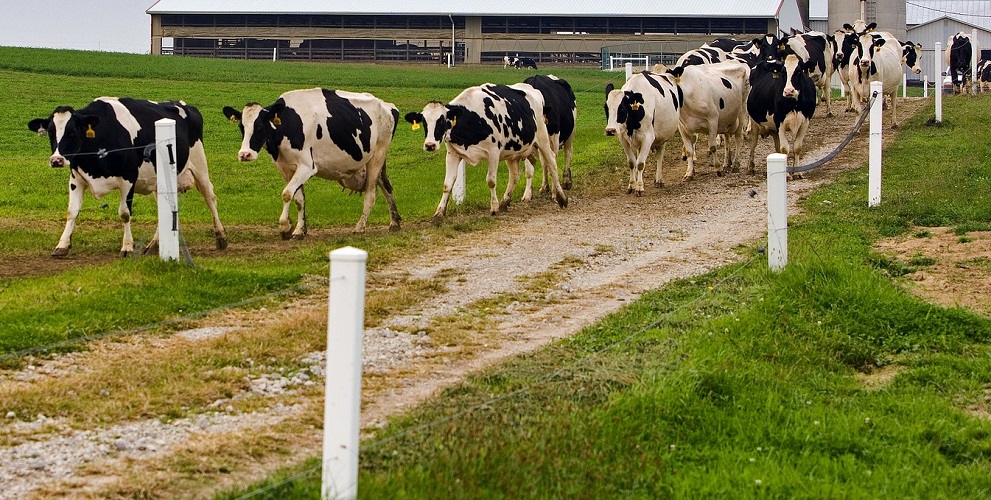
[22,20,985,258]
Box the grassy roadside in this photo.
[220,95,991,497]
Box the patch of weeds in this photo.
[958,236,973,244]
[908,253,937,267]
[868,252,914,277]
[956,257,991,271]
[914,230,933,238]
[593,244,614,254]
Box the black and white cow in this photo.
[522,74,576,191]
[604,70,682,195]
[514,57,538,70]
[668,61,750,180]
[835,21,879,111]
[849,31,906,127]
[27,97,227,258]
[779,31,835,116]
[724,34,781,68]
[977,59,991,92]
[945,32,978,94]
[746,54,817,177]
[222,88,401,238]
[405,83,568,221]
[677,46,728,67]
[900,40,924,75]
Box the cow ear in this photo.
[80,115,100,139]
[874,38,886,48]
[266,100,286,125]
[605,83,614,96]
[446,105,464,120]
[27,118,49,135]
[843,23,854,32]
[222,106,242,124]
[403,112,422,124]
[867,22,877,32]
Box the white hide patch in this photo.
[96,97,141,142]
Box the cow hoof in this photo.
[51,247,70,258]
[216,237,229,250]
[119,250,132,258]
[290,233,306,241]
[636,190,644,198]
[626,187,634,195]
[716,170,724,177]
[389,223,401,232]
[556,194,568,208]
[143,242,159,255]
[562,180,572,191]
[683,175,694,182]
[280,231,293,240]
[431,215,445,226]
[654,181,664,188]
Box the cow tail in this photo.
[380,162,394,194]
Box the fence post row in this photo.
[323,246,368,500]
[154,118,180,261]
[766,153,788,271]
[868,81,883,207]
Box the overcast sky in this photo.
[0,1,152,53]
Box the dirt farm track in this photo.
[2,98,957,497]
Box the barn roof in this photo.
[906,0,991,32]
[146,0,790,18]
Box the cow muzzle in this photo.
[783,87,798,99]
[238,150,258,162]
[50,155,67,168]
[424,142,439,152]
[605,127,618,136]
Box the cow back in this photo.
[522,75,576,144]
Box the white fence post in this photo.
[272,47,277,62]
[923,75,929,98]
[902,72,907,98]
[154,118,180,262]
[973,29,979,96]
[766,153,788,271]
[625,62,633,81]
[322,246,367,500]
[935,42,942,123]
[453,159,466,204]
[869,81,883,207]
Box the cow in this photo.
[945,32,978,94]
[900,40,924,75]
[604,70,681,195]
[222,88,401,238]
[835,21,879,111]
[978,60,991,92]
[667,61,750,180]
[514,57,538,70]
[404,83,568,222]
[677,46,728,67]
[27,97,227,258]
[746,54,817,178]
[724,34,780,68]
[503,55,515,68]
[522,74,576,191]
[849,31,906,127]
[779,31,835,116]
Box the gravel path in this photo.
[0,99,927,498]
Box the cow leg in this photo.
[377,165,402,232]
[821,81,833,117]
[354,154,387,233]
[281,164,315,240]
[53,174,86,258]
[708,130,722,177]
[890,92,899,128]
[536,141,568,208]
[486,153,503,215]
[792,119,810,178]
[187,141,228,249]
[500,159,521,212]
[746,125,759,175]
[118,184,136,257]
[561,136,574,190]
[432,151,461,223]
[653,141,666,188]
[680,125,697,182]
[522,157,536,202]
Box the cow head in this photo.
[781,54,814,99]
[223,100,286,162]
[854,33,885,74]
[405,101,462,152]
[902,41,923,74]
[27,106,100,168]
[603,83,645,137]
[843,20,877,35]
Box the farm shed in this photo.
[145,0,807,64]
[906,1,991,81]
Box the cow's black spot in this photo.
[322,89,372,163]
[721,78,732,89]
[447,105,493,148]
[505,140,522,151]
[316,124,323,140]
[70,183,76,191]
[719,98,725,110]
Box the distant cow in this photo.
[27,97,227,258]
[405,83,568,221]
[978,60,991,91]
[522,74,576,191]
[604,70,682,195]
[849,31,907,127]
[515,57,538,70]
[668,61,750,180]
[945,32,979,93]
[223,88,401,238]
[835,21,879,111]
[746,54,817,177]
[677,46,728,67]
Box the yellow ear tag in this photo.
[631,102,640,111]
[411,121,421,130]
[451,118,457,127]
[674,76,681,84]
[85,124,95,139]
[544,116,549,124]
[229,115,238,124]
[272,114,282,126]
